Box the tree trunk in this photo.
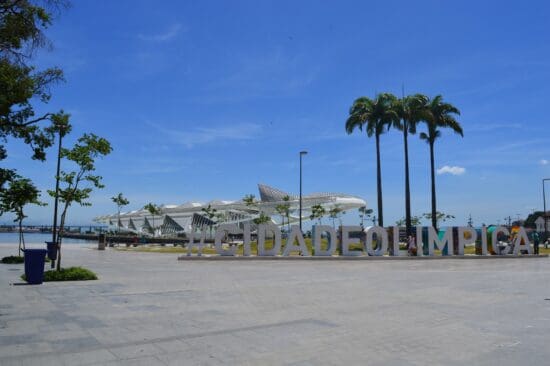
[404,127,412,234]
[57,208,68,271]
[375,133,384,227]
[429,141,437,229]
[18,219,23,256]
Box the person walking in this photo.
[407,234,417,256]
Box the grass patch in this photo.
[21,267,98,282]
[1,255,24,264]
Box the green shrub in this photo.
[21,266,98,282]
[1,256,24,264]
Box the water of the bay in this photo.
[0,232,93,245]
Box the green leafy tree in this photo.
[524,211,544,228]
[310,204,326,226]
[111,193,129,233]
[253,212,271,225]
[345,93,398,227]
[143,203,161,236]
[0,1,69,201]
[0,177,45,255]
[394,94,429,234]
[420,95,463,229]
[48,133,112,270]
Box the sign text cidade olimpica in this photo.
[185,224,533,257]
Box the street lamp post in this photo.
[299,151,308,232]
[543,178,550,242]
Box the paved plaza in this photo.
[0,244,549,365]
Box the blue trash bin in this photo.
[45,241,57,261]
[23,249,47,285]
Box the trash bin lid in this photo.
[22,249,48,253]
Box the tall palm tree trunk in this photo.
[429,141,437,229]
[375,133,384,227]
[403,128,412,234]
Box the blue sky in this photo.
[4,0,550,226]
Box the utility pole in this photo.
[543,179,550,241]
[504,216,512,229]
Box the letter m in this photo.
[427,227,453,256]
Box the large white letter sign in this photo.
[457,227,477,256]
[391,226,402,256]
[492,226,510,255]
[427,227,453,256]
[415,226,424,256]
[214,224,241,256]
[313,225,337,256]
[365,226,388,256]
[341,226,363,256]
[283,225,310,256]
[512,227,532,255]
[480,226,488,256]
[187,225,206,256]
[243,222,252,256]
[258,223,282,256]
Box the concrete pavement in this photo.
[1,244,549,365]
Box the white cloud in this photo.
[468,122,522,132]
[148,121,263,148]
[541,159,549,165]
[138,24,183,42]
[437,165,466,176]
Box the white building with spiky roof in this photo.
[94,184,367,237]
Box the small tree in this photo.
[143,203,161,236]
[310,204,326,226]
[111,193,129,233]
[243,194,256,206]
[253,212,271,225]
[48,133,112,270]
[358,206,373,228]
[423,211,454,228]
[201,204,217,238]
[395,215,422,227]
[275,196,291,231]
[0,177,45,256]
[329,205,345,229]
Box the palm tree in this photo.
[143,203,161,236]
[242,194,256,206]
[275,196,291,232]
[329,205,345,229]
[358,206,373,228]
[201,204,217,238]
[345,93,398,227]
[394,94,429,234]
[420,95,463,229]
[310,204,326,225]
[111,193,129,234]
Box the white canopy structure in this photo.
[94,184,367,237]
